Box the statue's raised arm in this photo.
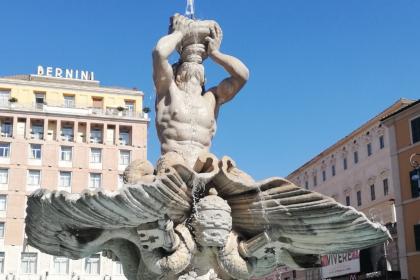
[206,24,249,105]
[152,16,185,95]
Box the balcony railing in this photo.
[0,102,148,120]
[0,132,12,138]
[61,134,74,142]
[30,132,44,140]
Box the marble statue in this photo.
[154,14,249,168]
[25,14,390,280]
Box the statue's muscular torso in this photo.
[156,86,218,167]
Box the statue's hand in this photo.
[205,24,222,55]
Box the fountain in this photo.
[25,12,390,280]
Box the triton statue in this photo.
[25,14,390,280]
[154,14,249,168]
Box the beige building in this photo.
[287,99,415,280]
[382,100,420,280]
[0,70,148,279]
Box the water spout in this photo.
[185,0,195,19]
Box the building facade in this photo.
[286,99,415,280]
[0,71,149,279]
[382,100,420,280]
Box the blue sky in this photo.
[0,1,419,180]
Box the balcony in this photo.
[61,134,74,142]
[0,131,12,138]
[30,132,44,140]
[0,101,148,120]
[0,125,12,138]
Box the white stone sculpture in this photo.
[25,14,390,280]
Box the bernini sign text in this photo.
[37,66,95,81]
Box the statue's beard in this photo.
[175,62,205,94]
[177,80,204,94]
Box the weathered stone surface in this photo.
[123,159,155,184]
[26,154,390,280]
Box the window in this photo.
[90,128,102,143]
[383,178,389,196]
[85,254,100,274]
[0,222,4,238]
[346,195,350,206]
[367,143,372,156]
[332,165,336,176]
[63,95,75,108]
[354,151,359,164]
[59,172,71,188]
[379,135,385,149]
[28,170,41,186]
[343,158,348,170]
[90,148,102,163]
[114,261,123,275]
[415,224,420,251]
[0,195,6,211]
[357,190,362,206]
[410,169,420,198]
[89,173,101,189]
[119,131,130,145]
[124,100,135,116]
[60,146,72,161]
[370,184,376,201]
[34,92,45,106]
[0,169,8,184]
[120,150,131,166]
[61,127,73,141]
[31,125,43,140]
[0,143,10,157]
[411,116,420,144]
[92,97,103,109]
[30,144,42,159]
[0,252,4,273]
[313,175,317,187]
[0,89,10,107]
[21,252,37,274]
[53,256,69,274]
[305,181,309,190]
[322,170,326,182]
[1,122,12,137]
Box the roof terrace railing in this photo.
[0,101,148,120]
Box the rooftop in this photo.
[0,74,143,96]
[381,99,420,122]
